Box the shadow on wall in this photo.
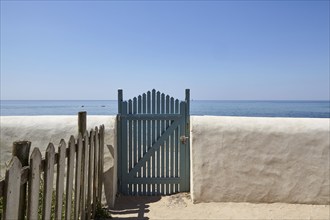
[109,195,161,220]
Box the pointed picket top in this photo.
[100,124,105,133]
[30,147,42,163]
[69,135,76,146]
[46,143,55,154]
[6,156,22,170]
[59,139,66,148]
[95,126,99,137]
[123,89,184,107]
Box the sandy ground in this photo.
[109,193,330,220]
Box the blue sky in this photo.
[1,1,329,100]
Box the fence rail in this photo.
[0,112,104,220]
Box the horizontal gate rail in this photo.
[126,177,181,184]
[121,114,181,120]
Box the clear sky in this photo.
[1,1,329,100]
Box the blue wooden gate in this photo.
[117,89,190,195]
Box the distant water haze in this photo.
[1,100,329,118]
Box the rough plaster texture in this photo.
[1,116,329,206]
[0,116,117,207]
[191,116,330,205]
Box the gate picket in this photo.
[151,89,156,195]
[161,93,165,194]
[179,102,186,191]
[175,99,180,193]
[156,91,161,195]
[133,97,137,195]
[146,91,151,195]
[128,100,133,194]
[122,102,128,194]
[185,89,191,192]
[118,89,190,196]
[137,95,142,195]
[142,93,147,195]
[170,97,175,194]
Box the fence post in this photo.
[12,141,31,220]
[78,111,87,135]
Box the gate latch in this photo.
[180,136,189,144]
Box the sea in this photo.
[0,100,329,118]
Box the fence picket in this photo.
[3,157,22,220]
[42,143,55,220]
[93,127,99,217]
[74,134,83,220]
[86,130,95,220]
[80,131,89,220]
[55,140,66,220]
[65,136,76,220]
[28,148,42,220]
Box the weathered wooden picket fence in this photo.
[0,112,105,220]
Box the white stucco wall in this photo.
[0,116,117,207]
[1,116,329,206]
[191,116,330,205]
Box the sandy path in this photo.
[109,193,329,220]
